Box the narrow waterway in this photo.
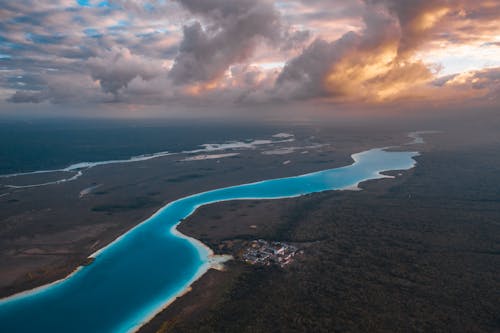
[0,147,418,333]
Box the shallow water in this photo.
[0,147,418,333]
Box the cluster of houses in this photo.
[241,239,300,267]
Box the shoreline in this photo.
[0,140,355,299]
[0,133,425,332]
[0,147,409,295]
[130,225,231,332]
[131,146,417,331]
[142,139,500,332]
[0,136,295,189]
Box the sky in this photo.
[0,0,499,118]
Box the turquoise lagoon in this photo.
[0,147,418,332]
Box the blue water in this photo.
[0,148,418,333]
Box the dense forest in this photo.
[141,145,500,333]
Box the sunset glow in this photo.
[0,0,498,115]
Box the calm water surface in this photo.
[0,148,418,333]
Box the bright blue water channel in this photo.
[0,148,418,332]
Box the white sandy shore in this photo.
[128,224,231,333]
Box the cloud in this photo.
[274,0,500,104]
[275,1,436,102]
[7,90,48,104]
[437,67,500,103]
[169,0,290,85]
[1,0,499,112]
[87,47,162,97]
[6,72,107,104]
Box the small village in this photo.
[241,239,300,267]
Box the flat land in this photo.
[2,124,499,332]
[140,131,500,333]
[0,126,406,298]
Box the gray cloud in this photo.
[87,48,161,97]
[169,0,288,85]
[7,90,48,104]
[6,72,108,105]
[438,67,500,98]
[275,35,361,99]
[275,3,399,100]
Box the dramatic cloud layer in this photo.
[0,0,499,114]
[276,0,500,104]
[169,0,282,84]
